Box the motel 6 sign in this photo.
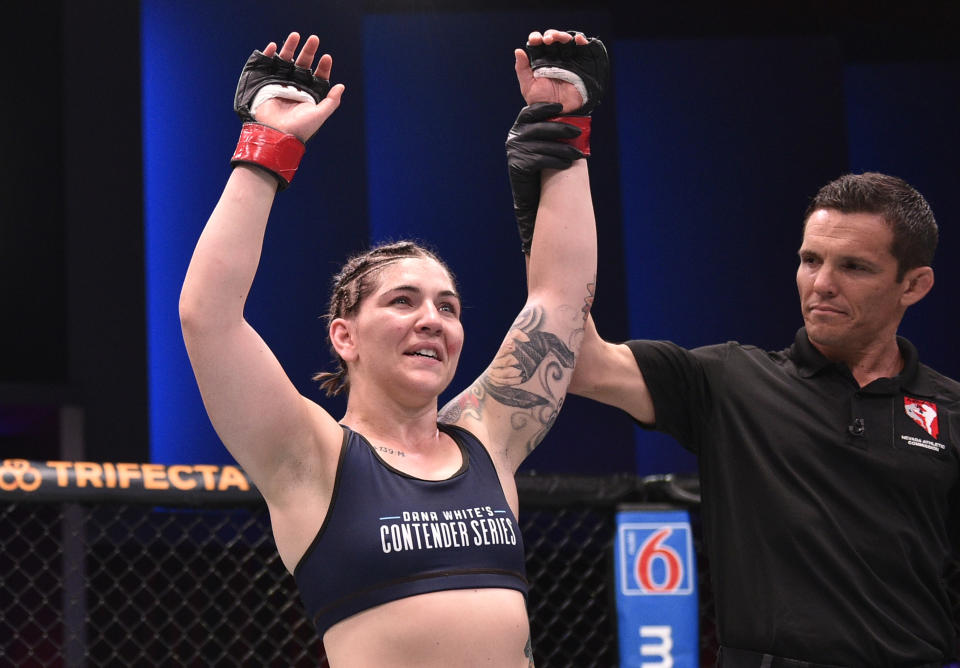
[614,506,699,668]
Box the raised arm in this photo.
[179,33,345,503]
[568,314,656,424]
[441,30,603,472]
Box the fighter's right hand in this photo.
[230,32,345,190]
[235,32,345,141]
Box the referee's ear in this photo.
[899,266,934,308]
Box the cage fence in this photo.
[1,461,957,667]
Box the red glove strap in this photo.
[231,123,306,189]
[549,116,591,156]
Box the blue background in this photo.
[142,3,960,475]
[2,2,957,480]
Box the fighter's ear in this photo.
[900,266,934,307]
[329,317,358,362]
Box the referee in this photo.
[540,172,958,666]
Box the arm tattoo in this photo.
[524,635,535,667]
[439,385,483,424]
[439,276,594,449]
[444,305,577,453]
[582,279,595,320]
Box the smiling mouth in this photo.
[407,349,440,360]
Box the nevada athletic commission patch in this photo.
[904,397,939,439]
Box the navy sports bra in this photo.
[293,423,528,636]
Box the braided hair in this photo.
[313,241,457,397]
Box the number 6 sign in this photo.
[614,506,699,667]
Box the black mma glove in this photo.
[234,50,331,121]
[525,31,608,117]
[525,32,608,156]
[508,32,609,254]
[230,50,332,189]
[506,102,584,254]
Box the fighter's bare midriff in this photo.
[322,588,531,667]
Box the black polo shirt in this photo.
[628,328,960,666]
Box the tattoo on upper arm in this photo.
[582,279,595,321]
[524,635,535,667]
[439,305,577,454]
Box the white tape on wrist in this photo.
[532,68,589,109]
[249,84,317,118]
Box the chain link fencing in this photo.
[1,461,957,667]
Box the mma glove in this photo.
[526,31,608,154]
[230,50,331,189]
[508,32,609,254]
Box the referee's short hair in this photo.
[803,172,938,280]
